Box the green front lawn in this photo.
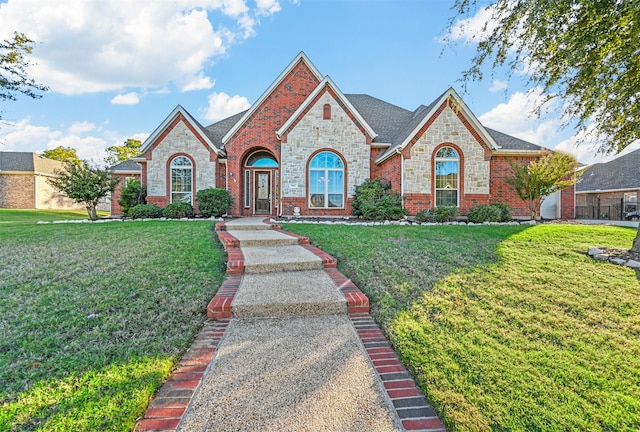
[283,223,640,431]
[0,218,226,431]
[0,209,109,225]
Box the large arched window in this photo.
[309,151,344,208]
[170,155,193,204]
[435,147,459,206]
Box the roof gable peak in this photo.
[221,51,324,144]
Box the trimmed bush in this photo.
[467,203,513,223]
[163,202,194,219]
[196,188,233,218]
[128,204,163,219]
[117,179,146,216]
[352,178,407,220]
[415,205,459,223]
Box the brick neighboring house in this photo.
[130,52,574,219]
[109,160,142,215]
[575,149,640,220]
[0,151,84,210]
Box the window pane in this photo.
[310,152,343,169]
[309,170,324,195]
[246,151,278,167]
[171,156,192,167]
[436,190,457,206]
[436,147,458,158]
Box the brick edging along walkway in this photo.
[136,220,446,432]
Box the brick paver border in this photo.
[135,219,447,431]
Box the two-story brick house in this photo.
[115,52,574,218]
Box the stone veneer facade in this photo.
[281,92,370,202]
[144,119,218,208]
[403,105,490,196]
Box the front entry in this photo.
[254,171,271,214]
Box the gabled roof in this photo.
[109,159,141,173]
[576,149,640,192]
[344,94,415,143]
[374,88,501,163]
[140,105,223,155]
[276,76,377,140]
[222,51,324,144]
[0,151,65,174]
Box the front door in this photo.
[255,171,270,214]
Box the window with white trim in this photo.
[435,147,459,206]
[170,156,193,204]
[309,151,344,208]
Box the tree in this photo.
[450,0,639,154]
[505,151,577,220]
[48,163,120,220]
[105,139,142,166]
[1,32,48,118]
[450,0,640,251]
[41,146,82,166]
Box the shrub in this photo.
[415,205,459,223]
[196,188,233,218]
[467,203,513,223]
[163,202,194,219]
[352,178,407,220]
[492,203,513,222]
[128,204,163,219]
[117,179,147,216]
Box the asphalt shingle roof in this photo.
[109,159,142,172]
[201,90,543,157]
[0,152,64,173]
[576,149,640,192]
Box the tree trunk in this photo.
[632,224,640,254]
[86,204,97,221]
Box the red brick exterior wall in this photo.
[224,60,322,216]
[488,156,534,217]
[560,184,575,219]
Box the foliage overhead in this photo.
[41,146,82,166]
[48,163,120,220]
[450,0,640,154]
[0,31,48,115]
[505,151,577,219]
[105,139,142,167]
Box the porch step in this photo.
[223,217,273,231]
[231,270,347,318]
[241,245,323,273]
[227,229,300,247]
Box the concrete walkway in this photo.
[136,218,446,432]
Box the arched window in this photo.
[245,151,278,167]
[309,151,344,208]
[170,155,193,204]
[435,147,459,207]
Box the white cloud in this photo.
[111,93,141,105]
[479,88,561,147]
[0,117,148,165]
[203,91,251,122]
[443,5,498,44]
[0,0,283,95]
[68,121,96,134]
[555,125,640,166]
[489,79,508,92]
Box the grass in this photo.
[282,223,640,431]
[0,215,226,431]
[0,209,109,225]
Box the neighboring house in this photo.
[131,52,574,219]
[0,151,84,210]
[109,160,142,215]
[575,149,640,220]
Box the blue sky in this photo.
[1,0,636,165]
